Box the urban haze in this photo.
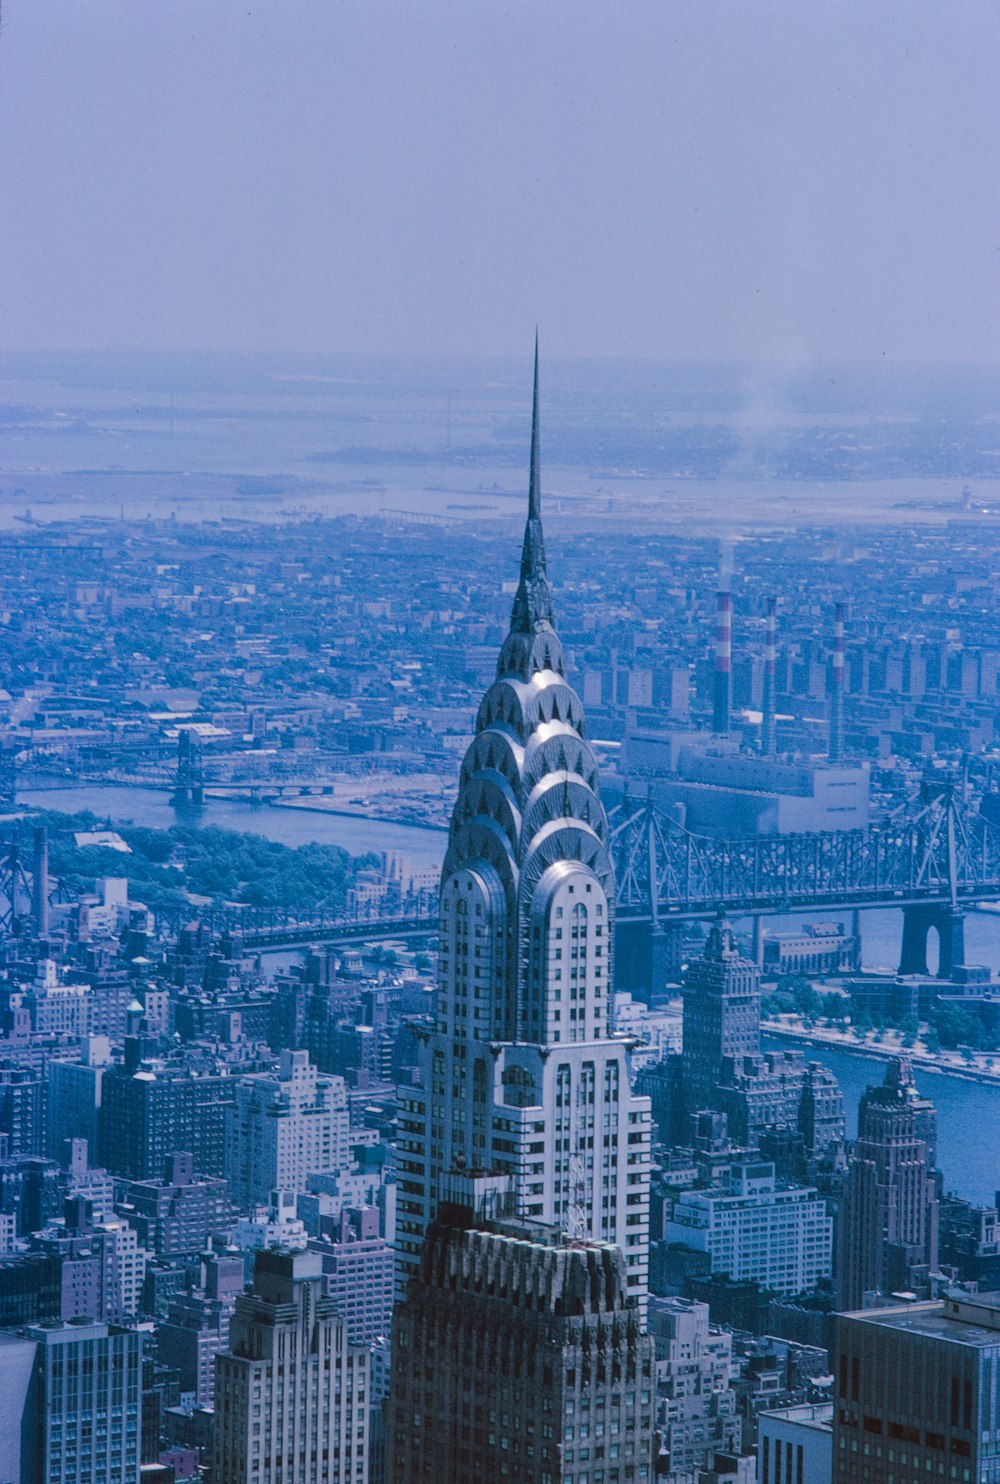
[1,6,1000,1484]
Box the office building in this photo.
[665,1160,833,1298]
[46,1036,112,1163]
[0,1318,142,1484]
[758,1403,833,1484]
[679,926,844,1156]
[64,1138,115,1220]
[96,1217,147,1324]
[832,1293,1000,1484]
[212,1247,369,1484]
[0,1251,64,1327]
[682,916,761,1117]
[835,1057,939,1310]
[0,1066,45,1157]
[311,1205,393,1347]
[157,1290,236,1408]
[388,1204,655,1484]
[225,1050,350,1209]
[100,1058,233,1180]
[395,353,652,1312]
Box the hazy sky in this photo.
[3,1,999,363]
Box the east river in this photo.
[20,783,1000,1206]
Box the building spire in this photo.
[529,328,541,520]
[510,332,554,635]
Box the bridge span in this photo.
[160,776,1000,985]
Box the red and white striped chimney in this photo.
[762,597,777,758]
[829,601,845,763]
[713,591,732,736]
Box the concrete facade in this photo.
[665,1161,833,1298]
[832,1295,1000,1484]
[224,1050,349,1208]
[213,1248,369,1484]
[395,367,651,1313]
[388,1209,655,1484]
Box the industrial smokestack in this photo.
[32,824,49,936]
[761,597,777,758]
[829,601,845,763]
[713,591,732,736]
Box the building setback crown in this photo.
[441,344,616,1037]
[703,911,740,962]
[420,1210,637,1321]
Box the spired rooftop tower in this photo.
[395,345,652,1310]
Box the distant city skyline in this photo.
[2,1,999,363]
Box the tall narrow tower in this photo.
[681,913,761,1116]
[829,601,846,763]
[32,824,49,937]
[835,1056,939,1310]
[761,596,777,758]
[395,345,652,1310]
[712,591,732,735]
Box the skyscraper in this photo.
[395,346,652,1309]
[835,1056,939,1310]
[388,1203,655,1484]
[0,1318,143,1484]
[682,914,760,1116]
[225,1050,350,1209]
[832,1293,1000,1484]
[212,1248,369,1484]
[678,921,844,1158]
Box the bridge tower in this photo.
[611,790,686,1001]
[896,772,970,980]
[899,905,965,979]
[0,834,31,933]
[172,729,204,807]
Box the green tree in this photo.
[931,1003,983,1051]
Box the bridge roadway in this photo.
[240,912,438,951]
[7,773,982,974]
[199,782,1000,976]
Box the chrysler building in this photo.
[395,345,651,1310]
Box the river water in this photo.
[20,783,448,871]
[18,783,1000,1205]
[762,1036,999,1206]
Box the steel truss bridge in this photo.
[608,776,1000,921]
[153,778,1000,976]
[5,776,999,977]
